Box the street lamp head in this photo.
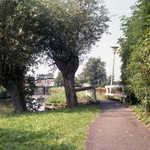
[111,45,119,53]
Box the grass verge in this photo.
[97,94,107,100]
[46,87,91,105]
[46,87,66,104]
[0,103,100,150]
[131,104,150,128]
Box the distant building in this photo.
[82,83,91,87]
[35,78,55,87]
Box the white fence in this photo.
[75,86,97,102]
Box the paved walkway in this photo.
[85,99,150,150]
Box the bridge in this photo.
[75,86,97,102]
[105,85,126,103]
[34,86,53,95]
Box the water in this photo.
[0,94,49,112]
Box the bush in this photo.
[0,86,9,98]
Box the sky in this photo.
[32,0,137,80]
[76,0,137,81]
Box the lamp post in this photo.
[110,46,119,86]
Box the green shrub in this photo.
[0,86,9,98]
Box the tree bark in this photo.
[3,67,27,112]
[55,56,79,107]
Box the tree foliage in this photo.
[55,72,64,86]
[78,57,107,86]
[37,73,54,80]
[0,0,110,110]
[0,0,42,112]
[118,0,150,111]
[55,71,80,86]
[38,0,109,60]
[37,0,110,106]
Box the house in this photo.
[82,83,91,87]
[35,78,55,87]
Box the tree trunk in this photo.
[55,56,79,107]
[3,68,27,112]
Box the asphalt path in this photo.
[85,99,150,150]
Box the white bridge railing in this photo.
[75,86,97,102]
[105,85,126,103]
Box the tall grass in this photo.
[131,104,150,127]
[0,103,100,150]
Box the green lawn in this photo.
[0,103,100,150]
[46,87,66,104]
[46,87,91,105]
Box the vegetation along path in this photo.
[85,99,150,150]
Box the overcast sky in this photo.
[33,0,137,80]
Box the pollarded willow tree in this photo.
[38,0,110,106]
[0,0,42,112]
